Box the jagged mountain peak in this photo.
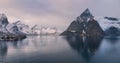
[83,8,90,13]
[61,8,105,36]
[0,13,9,26]
[80,8,93,21]
[81,8,92,16]
[13,20,29,28]
[0,13,7,19]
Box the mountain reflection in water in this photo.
[0,36,120,63]
[64,36,103,61]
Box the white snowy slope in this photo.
[15,21,30,34]
[95,17,120,31]
[6,22,22,34]
[0,13,29,35]
[6,21,30,34]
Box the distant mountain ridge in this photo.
[30,25,58,35]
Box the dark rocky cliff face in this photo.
[0,13,9,27]
[105,26,120,36]
[60,8,104,37]
[60,21,84,36]
[85,19,104,37]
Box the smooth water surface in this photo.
[0,36,120,63]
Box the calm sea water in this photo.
[0,36,120,63]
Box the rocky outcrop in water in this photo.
[60,8,104,37]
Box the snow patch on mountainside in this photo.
[95,17,120,31]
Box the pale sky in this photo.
[0,0,120,30]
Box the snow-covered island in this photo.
[0,13,26,41]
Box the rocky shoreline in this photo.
[0,31,26,41]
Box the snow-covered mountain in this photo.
[95,17,120,36]
[0,13,27,40]
[6,21,29,34]
[95,17,120,31]
[14,21,29,34]
[0,13,29,35]
[0,13,9,25]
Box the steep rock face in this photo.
[60,8,104,37]
[60,21,84,36]
[80,8,93,22]
[67,21,83,33]
[0,13,9,26]
[6,24,21,34]
[0,13,9,33]
[86,19,104,36]
[105,26,120,36]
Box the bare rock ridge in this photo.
[105,26,120,36]
[104,17,119,21]
[60,8,104,37]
